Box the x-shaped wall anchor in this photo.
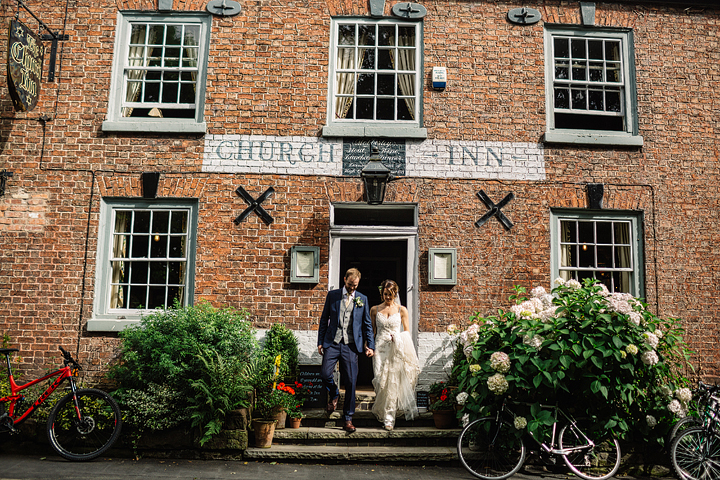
[475,190,515,230]
[234,186,275,225]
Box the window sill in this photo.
[87,318,140,332]
[544,130,643,147]
[322,124,427,139]
[102,120,207,134]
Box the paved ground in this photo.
[0,454,672,480]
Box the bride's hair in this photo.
[380,279,399,298]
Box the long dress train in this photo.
[371,311,420,427]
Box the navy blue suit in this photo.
[317,288,375,421]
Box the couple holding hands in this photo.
[317,268,420,433]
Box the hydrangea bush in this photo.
[453,278,694,445]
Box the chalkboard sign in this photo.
[297,365,327,408]
[416,391,430,410]
[342,139,406,177]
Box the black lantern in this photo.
[361,144,393,205]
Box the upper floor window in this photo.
[551,210,644,295]
[102,13,211,134]
[322,19,426,139]
[544,26,642,146]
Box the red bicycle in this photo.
[0,346,122,461]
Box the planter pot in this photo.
[270,407,287,429]
[289,417,302,429]
[432,410,457,429]
[252,419,277,448]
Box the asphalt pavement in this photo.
[0,454,672,480]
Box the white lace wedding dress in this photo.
[371,311,420,427]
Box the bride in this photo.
[370,279,420,430]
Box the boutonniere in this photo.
[353,297,364,307]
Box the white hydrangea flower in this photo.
[514,416,528,430]
[660,385,673,399]
[523,334,544,350]
[646,415,657,428]
[654,329,663,339]
[641,350,659,366]
[675,388,692,403]
[607,297,633,315]
[553,277,566,287]
[643,331,659,349]
[469,364,481,376]
[597,283,610,297]
[620,350,627,359]
[531,286,547,298]
[471,391,479,400]
[626,344,639,355]
[540,293,555,308]
[487,373,509,395]
[490,351,511,373]
[629,312,643,326]
[447,324,460,335]
[463,344,474,359]
[668,399,682,415]
[566,279,581,290]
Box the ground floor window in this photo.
[91,198,198,330]
[551,209,644,295]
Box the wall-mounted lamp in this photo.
[360,144,394,205]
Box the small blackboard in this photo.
[342,139,406,177]
[297,364,327,408]
[416,391,429,409]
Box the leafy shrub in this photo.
[261,324,299,380]
[109,302,259,436]
[454,279,694,446]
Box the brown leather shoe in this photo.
[327,396,339,414]
[343,420,356,433]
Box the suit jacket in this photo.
[317,288,375,352]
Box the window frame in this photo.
[543,25,643,147]
[322,17,427,139]
[88,198,199,332]
[102,12,211,134]
[550,209,645,297]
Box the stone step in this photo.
[296,409,441,429]
[244,444,459,464]
[270,425,461,448]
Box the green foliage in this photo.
[261,324,299,379]
[1,333,12,399]
[454,279,694,446]
[108,301,259,439]
[188,349,253,445]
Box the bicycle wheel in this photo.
[559,422,621,480]
[457,417,526,480]
[671,427,720,480]
[669,415,702,443]
[46,388,122,461]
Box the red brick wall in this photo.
[0,1,717,383]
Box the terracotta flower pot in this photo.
[432,410,457,429]
[252,419,276,448]
[289,417,302,429]
[270,407,287,429]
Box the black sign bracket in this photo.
[15,0,69,82]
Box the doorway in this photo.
[339,240,408,386]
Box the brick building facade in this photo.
[0,0,718,389]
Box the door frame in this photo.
[328,203,419,343]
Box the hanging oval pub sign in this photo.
[7,20,44,112]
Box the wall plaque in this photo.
[342,139,406,177]
[7,20,44,112]
[297,364,327,408]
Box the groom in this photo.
[317,267,375,433]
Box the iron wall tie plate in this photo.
[234,186,274,225]
[475,190,514,230]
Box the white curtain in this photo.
[122,25,150,118]
[389,30,415,120]
[110,211,130,308]
[615,222,631,292]
[560,221,573,282]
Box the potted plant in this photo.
[287,405,304,428]
[428,382,458,429]
[256,383,296,429]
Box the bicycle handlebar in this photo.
[58,346,81,370]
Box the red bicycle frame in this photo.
[1,354,76,426]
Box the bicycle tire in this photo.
[457,417,526,480]
[46,388,122,461]
[670,426,720,480]
[669,416,702,444]
[559,422,621,480]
